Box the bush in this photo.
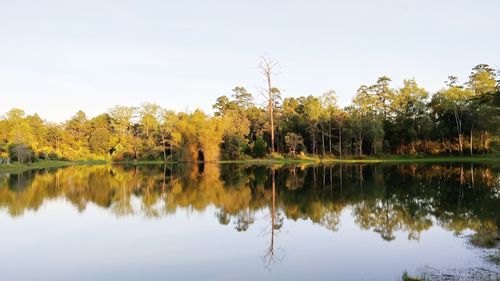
[251,137,267,158]
[140,147,162,160]
[8,143,36,163]
[111,151,136,162]
[222,136,249,160]
[0,142,7,155]
[38,150,48,160]
[268,152,284,159]
[38,148,59,160]
[48,151,59,160]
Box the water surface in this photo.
[0,163,499,281]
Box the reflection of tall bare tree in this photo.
[263,168,283,269]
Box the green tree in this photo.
[285,133,304,155]
[431,76,474,154]
[303,96,322,154]
[213,95,236,116]
[468,64,497,95]
[387,79,429,153]
[231,86,253,109]
[351,85,385,155]
[321,90,338,155]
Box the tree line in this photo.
[0,61,499,163]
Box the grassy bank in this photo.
[0,160,106,174]
[220,155,500,164]
[319,155,500,164]
[126,154,499,165]
[1,155,498,174]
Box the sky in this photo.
[1,0,499,122]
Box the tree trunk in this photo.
[268,76,275,153]
[16,144,21,163]
[329,122,332,155]
[469,130,473,156]
[161,131,167,162]
[312,133,316,155]
[321,123,325,156]
[358,134,363,156]
[458,133,464,154]
[170,141,174,161]
[454,111,463,154]
[339,128,342,158]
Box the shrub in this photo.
[8,143,36,163]
[140,147,162,160]
[38,150,48,160]
[251,137,267,158]
[221,136,249,160]
[48,151,59,160]
[111,151,136,162]
[268,152,284,159]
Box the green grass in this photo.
[320,155,500,164]
[0,160,106,174]
[220,154,500,164]
[1,154,498,173]
[114,160,177,165]
[122,154,499,165]
[218,158,317,164]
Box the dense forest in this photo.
[1,62,499,163]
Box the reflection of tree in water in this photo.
[263,168,284,269]
[0,163,498,244]
[235,209,255,232]
[353,198,433,241]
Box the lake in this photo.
[0,163,499,281]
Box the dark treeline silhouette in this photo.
[0,163,498,243]
[0,62,499,162]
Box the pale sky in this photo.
[1,0,499,122]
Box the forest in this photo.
[0,62,499,163]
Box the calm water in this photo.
[0,163,499,281]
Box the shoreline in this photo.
[1,155,498,174]
[0,160,106,174]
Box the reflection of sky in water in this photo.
[0,198,493,281]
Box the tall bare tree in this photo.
[258,56,280,153]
